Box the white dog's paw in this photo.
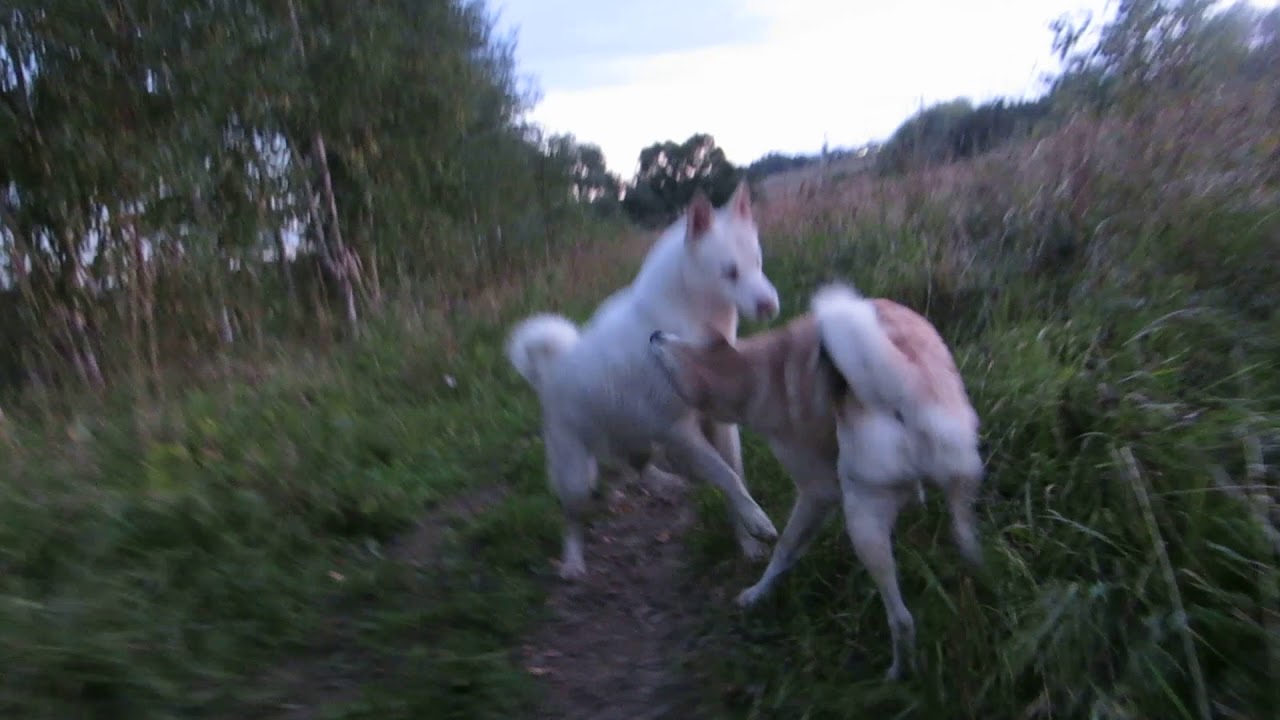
[883,653,917,682]
[741,504,778,541]
[737,534,771,562]
[735,584,767,608]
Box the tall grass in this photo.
[684,88,1279,719]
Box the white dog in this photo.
[648,282,984,680]
[506,182,783,579]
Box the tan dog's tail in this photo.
[506,313,580,391]
[812,283,910,417]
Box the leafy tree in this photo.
[1048,0,1280,114]
[622,133,743,227]
[546,133,621,212]
[0,0,610,393]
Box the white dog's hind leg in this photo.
[545,427,598,580]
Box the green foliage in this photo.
[1049,0,1280,114]
[0,311,545,718]
[544,133,623,217]
[685,205,1280,718]
[676,5,1280,709]
[746,152,819,181]
[0,0,618,394]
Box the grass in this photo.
[676,115,1280,718]
[3,105,1279,719]
[682,253,1279,718]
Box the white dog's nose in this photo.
[756,298,779,320]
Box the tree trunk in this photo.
[124,212,157,392]
[311,130,358,330]
[287,0,359,333]
[60,226,105,391]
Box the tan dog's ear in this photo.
[704,331,733,353]
[686,189,713,242]
[649,332,713,409]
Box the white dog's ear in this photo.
[729,179,752,220]
[686,189,713,242]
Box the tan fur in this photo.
[650,285,984,681]
[866,299,973,412]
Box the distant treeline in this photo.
[875,97,1052,175]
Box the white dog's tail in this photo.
[506,313,580,391]
[812,283,912,417]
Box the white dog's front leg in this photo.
[704,419,771,561]
[667,424,777,544]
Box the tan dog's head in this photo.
[648,329,751,423]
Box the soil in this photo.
[520,469,712,720]
[242,470,719,720]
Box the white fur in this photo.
[505,314,579,391]
[507,185,782,579]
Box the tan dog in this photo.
[648,282,984,680]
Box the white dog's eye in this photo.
[723,264,739,282]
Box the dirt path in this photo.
[240,469,717,720]
[521,470,711,720]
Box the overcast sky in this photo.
[492,0,1276,175]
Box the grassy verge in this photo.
[0,234,647,719]
[3,121,1277,720]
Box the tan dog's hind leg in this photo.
[842,479,916,681]
[737,445,841,605]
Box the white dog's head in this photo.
[682,181,780,323]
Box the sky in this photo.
[491,0,1274,176]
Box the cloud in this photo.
[494,0,771,92]
[499,0,1280,174]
